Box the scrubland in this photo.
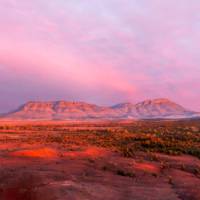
[0,119,199,200]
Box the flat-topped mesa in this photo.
[21,101,54,111]
[2,98,198,120]
[5,101,115,120]
[20,101,100,111]
[52,101,105,113]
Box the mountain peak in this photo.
[138,98,172,104]
[150,98,171,103]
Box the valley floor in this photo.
[0,120,199,200]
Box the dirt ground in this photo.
[0,121,199,200]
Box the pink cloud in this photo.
[0,0,199,112]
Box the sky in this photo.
[0,0,200,112]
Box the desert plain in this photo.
[0,119,199,200]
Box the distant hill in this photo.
[1,98,199,120]
[112,98,197,119]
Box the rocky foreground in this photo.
[0,145,200,200]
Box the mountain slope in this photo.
[111,98,197,118]
[4,101,117,120]
[2,99,198,120]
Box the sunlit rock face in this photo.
[2,99,198,120]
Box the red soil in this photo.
[0,121,199,200]
[133,162,160,173]
[10,148,58,158]
[0,145,199,200]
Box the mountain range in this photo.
[1,98,199,120]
